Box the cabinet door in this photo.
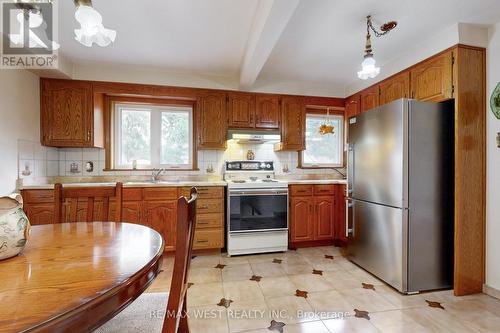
[197,93,227,149]
[280,96,305,150]
[345,94,360,119]
[144,201,177,251]
[410,51,453,102]
[25,204,54,225]
[335,185,347,242]
[227,93,255,128]
[41,80,93,147]
[360,86,379,113]
[379,71,410,106]
[314,197,335,240]
[290,197,314,242]
[122,201,143,224]
[255,94,280,129]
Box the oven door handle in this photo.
[229,189,288,196]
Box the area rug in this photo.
[94,292,168,333]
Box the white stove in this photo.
[224,161,289,256]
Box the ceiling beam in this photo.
[239,0,300,90]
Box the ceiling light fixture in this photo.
[357,15,397,80]
[73,0,116,47]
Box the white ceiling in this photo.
[57,0,500,95]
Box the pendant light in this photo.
[74,0,116,47]
[357,15,397,80]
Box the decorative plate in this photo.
[491,82,500,120]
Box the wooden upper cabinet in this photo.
[360,85,379,113]
[41,79,102,148]
[277,96,305,151]
[379,71,410,106]
[197,92,227,149]
[410,50,453,102]
[345,94,360,119]
[255,94,280,129]
[227,92,256,128]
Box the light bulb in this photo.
[357,54,380,80]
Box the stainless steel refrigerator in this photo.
[346,99,454,294]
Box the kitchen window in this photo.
[114,103,193,169]
[301,113,344,168]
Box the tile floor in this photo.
[146,246,500,333]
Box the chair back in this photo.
[162,187,197,333]
[54,183,123,223]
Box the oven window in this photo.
[229,195,287,232]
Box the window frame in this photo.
[299,111,345,169]
[113,102,194,170]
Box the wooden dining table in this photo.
[0,222,164,333]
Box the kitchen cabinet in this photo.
[345,94,360,119]
[275,96,305,151]
[197,92,227,149]
[227,92,256,128]
[289,184,345,247]
[360,85,379,113]
[255,94,280,129]
[379,71,410,106]
[290,197,315,242]
[410,50,453,102]
[40,79,103,148]
[314,197,335,240]
[144,201,177,251]
[21,186,225,252]
[24,204,54,226]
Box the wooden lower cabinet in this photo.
[21,186,225,252]
[24,204,55,225]
[314,197,335,240]
[143,201,177,251]
[289,184,345,247]
[290,197,314,242]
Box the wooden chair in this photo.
[54,182,123,223]
[162,187,198,333]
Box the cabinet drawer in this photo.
[290,185,313,196]
[143,188,178,200]
[123,188,143,201]
[193,229,224,250]
[313,185,336,196]
[195,213,224,229]
[22,190,54,204]
[197,199,223,213]
[180,186,223,199]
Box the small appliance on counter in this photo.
[224,161,288,256]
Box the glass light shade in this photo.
[357,55,380,80]
[74,5,116,47]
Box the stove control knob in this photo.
[266,164,271,169]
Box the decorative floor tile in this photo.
[354,309,370,320]
[362,283,375,290]
[425,300,445,309]
[312,269,323,276]
[295,289,309,298]
[217,298,234,308]
[267,319,285,333]
[250,275,262,282]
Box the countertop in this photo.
[18,176,347,190]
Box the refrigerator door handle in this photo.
[346,199,354,238]
[347,144,354,195]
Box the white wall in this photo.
[486,22,500,291]
[0,70,40,195]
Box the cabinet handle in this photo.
[196,239,209,243]
[199,205,208,209]
[87,130,91,142]
[197,221,209,225]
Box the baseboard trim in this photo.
[483,284,500,300]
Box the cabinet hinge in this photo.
[452,84,455,96]
[451,54,455,66]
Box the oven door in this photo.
[228,188,288,233]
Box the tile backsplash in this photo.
[18,139,338,180]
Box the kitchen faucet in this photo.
[151,168,164,182]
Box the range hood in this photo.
[227,130,281,144]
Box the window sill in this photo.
[298,166,344,169]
